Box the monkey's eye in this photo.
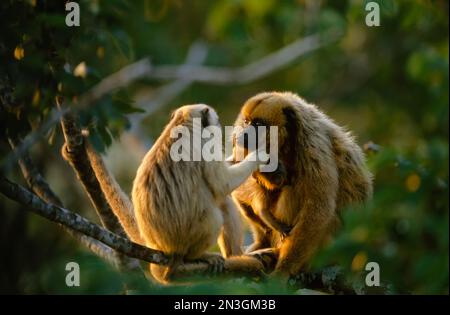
[252,119,265,127]
[244,118,251,125]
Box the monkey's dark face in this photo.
[233,92,296,152]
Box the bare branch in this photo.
[76,58,152,109]
[1,107,69,172]
[0,175,364,290]
[58,108,148,271]
[0,176,263,280]
[144,32,341,85]
[130,40,209,147]
[0,176,169,265]
[8,138,63,206]
[7,137,124,267]
[79,32,339,109]
[2,31,341,167]
[58,108,124,235]
[293,266,357,295]
[135,41,209,115]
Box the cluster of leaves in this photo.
[0,0,448,294]
[0,0,141,153]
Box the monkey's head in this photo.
[170,104,221,128]
[233,92,301,158]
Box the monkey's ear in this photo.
[201,107,210,127]
[201,107,209,117]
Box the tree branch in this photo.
[0,176,367,292]
[77,58,152,110]
[145,33,336,84]
[8,138,63,206]
[130,40,209,147]
[0,177,265,280]
[292,266,357,295]
[7,137,124,267]
[0,176,169,265]
[57,106,124,235]
[58,108,145,270]
[2,31,341,168]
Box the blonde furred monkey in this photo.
[86,104,266,283]
[232,92,373,277]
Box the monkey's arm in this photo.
[85,141,144,245]
[218,196,244,257]
[231,199,272,253]
[275,185,337,277]
[257,204,292,238]
[252,163,291,236]
[225,151,261,193]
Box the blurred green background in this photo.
[0,0,448,294]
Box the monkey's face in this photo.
[233,92,295,156]
[172,104,221,128]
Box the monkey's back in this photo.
[132,150,223,259]
[291,98,373,211]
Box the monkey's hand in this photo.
[278,223,293,241]
[197,253,225,275]
[258,208,291,240]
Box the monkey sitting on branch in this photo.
[86,104,268,283]
[232,92,373,277]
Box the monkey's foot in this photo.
[196,253,225,275]
[246,248,279,273]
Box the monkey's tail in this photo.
[84,140,144,245]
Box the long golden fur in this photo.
[87,104,265,283]
[232,92,373,277]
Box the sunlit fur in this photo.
[232,92,373,276]
[87,104,264,284]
